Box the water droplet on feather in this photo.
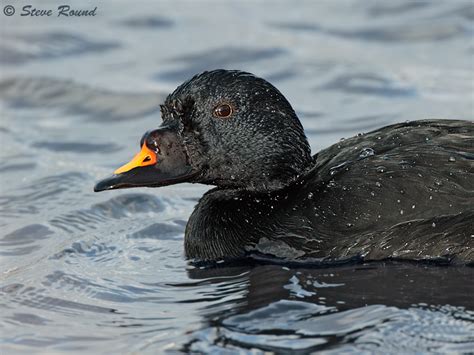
[359,147,375,159]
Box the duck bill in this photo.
[94,127,195,192]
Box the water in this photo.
[1,0,473,353]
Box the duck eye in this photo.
[213,103,233,118]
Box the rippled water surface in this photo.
[1,1,473,353]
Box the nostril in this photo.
[143,156,151,163]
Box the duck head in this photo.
[94,70,312,193]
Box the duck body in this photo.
[94,70,473,265]
[186,119,474,264]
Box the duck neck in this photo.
[184,186,288,261]
[209,154,315,193]
[184,155,317,261]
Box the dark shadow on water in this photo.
[264,68,298,82]
[0,77,164,122]
[32,141,121,154]
[270,12,469,43]
[128,222,184,240]
[0,224,53,256]
[155,47,287,82]
[317,73,417,97]
[181,261,474,352]
[0,32,119,65]
[367,1,431,17]
[118,15,174,29]
[0,282,119,314]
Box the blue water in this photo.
[1,1,473,353]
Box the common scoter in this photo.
[95,70,474,264]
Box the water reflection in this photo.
[184,262,474,353]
